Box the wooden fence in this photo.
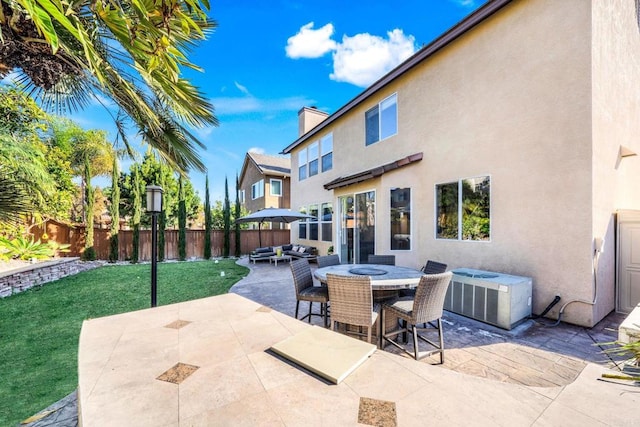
[31,220,291,261]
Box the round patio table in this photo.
[314,264,424,291]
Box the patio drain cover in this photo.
[156,363,199,384]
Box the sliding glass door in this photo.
[338,191,375,264]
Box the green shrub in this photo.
[82,246,97,261]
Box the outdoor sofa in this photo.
[249,244,317,263]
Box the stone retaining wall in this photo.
[0,258,105,298]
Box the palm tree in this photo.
[0,0,217,174]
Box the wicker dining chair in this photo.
[326,273,379,345]
[290,259,329,327]
[400,260,448,297]
[367,254,396,265]
[317,254,341,268]
[380,271,453,362]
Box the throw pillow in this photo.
[292,245,300,252]
[297,246,306,253]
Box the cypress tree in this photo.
[178,176,187,261]
[234,173,241,257]
[204,175,212,259]
[131,168,142,263]
[108,156,120,263]
[223,176,230,257]
[83,156,96,260]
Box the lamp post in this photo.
[146,185,163,307]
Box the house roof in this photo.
[239,152,291,184]
[281,0,512,155]
[323,153,423,190]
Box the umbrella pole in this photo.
[258,222,262,247]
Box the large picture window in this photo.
[436,176,490,241]
[390,188,411,250]
[365,93,397,146]
[298,206,307,239]
[308,204,319,240]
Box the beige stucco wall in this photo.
[290,0,640,326]
[591,0,640,321]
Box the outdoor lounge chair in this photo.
[367,254,396,265]
[317,254,341,268]
[400,260,448,297]
[290,259,329,327]
[326,273,379,345]
[380,271,453,362]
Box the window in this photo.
[239,190,245,204]
[321,134,333,172]
[298,150,307,181]
[308,142,319,177]
[390,188,410,250]
[251,179,264,199]
[436,176,490,241]
[298,206,307,239]
[270,179,282,196]
[321,202,333,242]
[308,204,319,240]
[365,93,397,146]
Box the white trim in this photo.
[269,178,283,197]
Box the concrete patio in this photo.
[72,257,638,426]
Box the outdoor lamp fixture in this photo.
[146,185,163,307]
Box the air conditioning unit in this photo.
[444,268,532,330]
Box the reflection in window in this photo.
[365,93,397,146]
[298,206,307,239]
[308,142,319,177]
[270,179,282,196]
[251,179,264,200]
[321,202,333,242]
[309,204,319,240]
[436,176,490,241]
[390,188,410,250]
[298,150,307,181]
[321,134,333,172]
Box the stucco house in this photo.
[238,152,291,229]
[281,0,640,327]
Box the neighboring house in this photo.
[238,152,291,229]
[281,0,640,327]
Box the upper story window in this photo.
[298,150,307,181]
[270,179,282,196]
[365,93,397,146]
[308,142,319,177]
[436,176,490,241]
[321,134,333,172]
[251,179,264,200]
[298,133,333,180]
[239,190,245,204]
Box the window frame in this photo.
[365,93,397,146]
[251,179,264,200]
[321,133,333,172]
[320,202,333,242]
[434,175,491,242]
[269,178,283,197]
[390,187,411,251]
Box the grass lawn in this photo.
[0,259,249,426]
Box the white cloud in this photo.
[330,29,416,87]
[210,95,315,116]
[234,81,250,95]
[248,147,265,154]
[285,23,417,88]
[285,22,337,59]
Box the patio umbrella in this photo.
[235,207,314,247]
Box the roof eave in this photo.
[281,0,513,155]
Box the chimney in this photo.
[298,106,329,137]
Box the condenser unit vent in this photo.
[444,268,532,330]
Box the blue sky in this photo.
[35,0,487,202]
